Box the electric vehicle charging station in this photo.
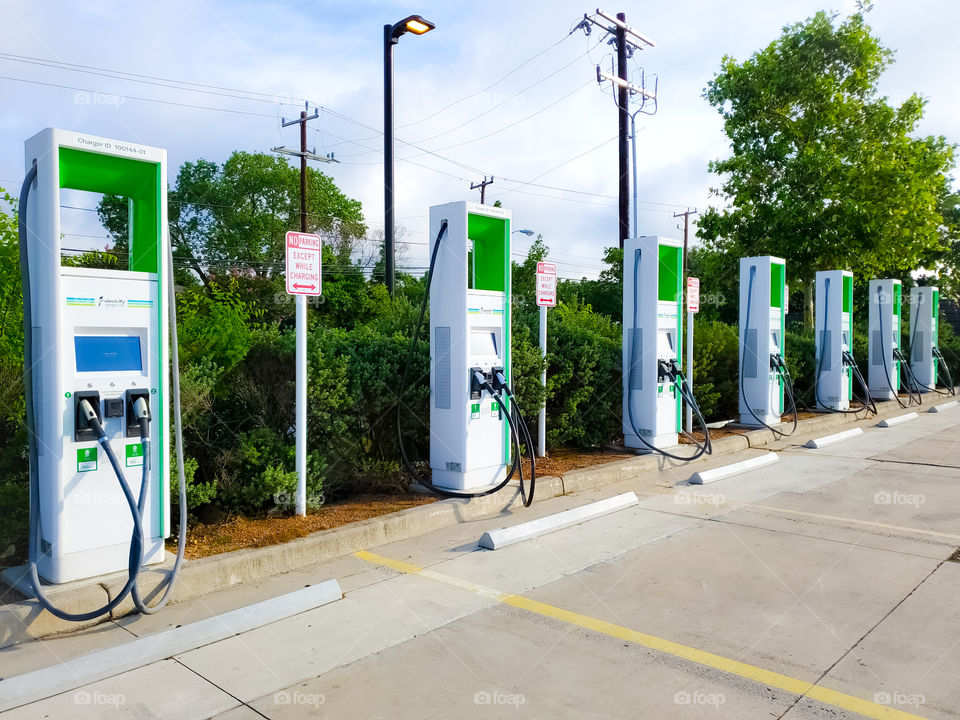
[15,128,188,622]
[738,255,789,428]
[868,279,902,401]
[428,201,513,491]
[815,270,855,411]
[622,236,710,458]
[910,286,938,391]
[22,129,169,584]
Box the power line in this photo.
[0,40,588,150]
[0,64,690,208]
[0,60,696,217]
[338,75,595,160]
[407,42,601,145]
[0,52,291,102]
[492,134,618,199]
[408,79,596,155]
[0,74,277,118]
[396,29,575,130]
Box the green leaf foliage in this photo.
[699,11,958,320]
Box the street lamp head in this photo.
[390,14,435,41]
[513,229,535,236]
[404,15,435,34]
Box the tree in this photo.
[698,10,957,326]
[98,152,366,284]
[557,247,623,322]
[0,189,24,427]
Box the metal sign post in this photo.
[535,262,557,458]
[686,277,700,434]
[285,231,322,516]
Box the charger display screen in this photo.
[471,328,500,358]
[75,336,143,372]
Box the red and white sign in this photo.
[285,231,322,296]
[536,262,557,307]
[687,277,700,314]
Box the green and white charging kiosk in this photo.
[622,236,685,451]
[868,279,902,400]
[739,256,786,426]
[815,270,854,411]
[428,201,512,490]
[910,286,939,391]
[23,129,169,584]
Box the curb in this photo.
[1,391,955,647]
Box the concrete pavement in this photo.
[3,403,960,719]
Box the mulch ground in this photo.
[177,449,644,560]
[175,494,437,559]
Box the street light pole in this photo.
[383,14,435,296]
[383,24,396,295]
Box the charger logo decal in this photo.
[66,297,96,307]
[96,296,126,308]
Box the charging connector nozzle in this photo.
[78,398,98,422]
[471,368,491,398]
[133,396,150,420]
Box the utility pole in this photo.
[470,176,494,204]
[582,10,656,248]
[616,13,629,249]
[673,207,698,278]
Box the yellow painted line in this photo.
[355,550,928,720]
[751,505,960,542]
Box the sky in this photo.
[1,0,957,281]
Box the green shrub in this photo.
[214,427,324,514]
[545,302,621,448]
[690,319,739,420]
[170,455,217,517]
[311,321,420,498]
[176,279,262,372]
[785,329,817,408]
[509,323,547,447]
[936,321,960,388]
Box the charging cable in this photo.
[740,265,798,438]
[624,248,712,461]
[19,163,188,621]
[876,285,917,409]
[908,299,951,396]
[396,220,534,505]
[814,277,874,416]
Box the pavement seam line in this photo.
[778,559,947,720]
[750,505,960,542]
[707,515,951,561]
[863,457,960,470]
[173,658,271,720]
[353,550,928,720]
